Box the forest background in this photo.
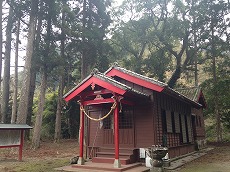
[0,0,229,149]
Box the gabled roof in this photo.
[64,66,203,108]
[63,70,148,102]
[176,87,207,108]
[105,64,166,92]
[104,64,202,108]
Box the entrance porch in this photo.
[63,71,149,168]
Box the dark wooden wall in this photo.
[86,76,201,159]
[134,104,155,148]
[153,91,195,156]
[192,108,205,140]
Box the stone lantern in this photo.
[145,145,168,172]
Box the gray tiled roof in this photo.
[105,65,167,87]
[64,66,202,107]
[63,70,149,99]
[105,64,203,107]
[175,87,201,102]
[95,72,148,97]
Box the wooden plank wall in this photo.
[192,108,205,140]
[134,104,155,148]
[154,92,194,149]
[118,78,156,148]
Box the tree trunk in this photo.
[54,75,64,142]
[167,57,182,88]
[31,68,47,149]
[11,18,20,124]
[81,0,88,80]
[211,14,222,142]
[25,70,36,139]
[192,0,198,86]
[25,12,42,139]
[54,1,65,142]
[17,0,39,124]
[1,6,14,123]
[0,0,3,121]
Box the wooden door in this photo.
[103,107,134,147]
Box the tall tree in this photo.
[32,0,55,148]
[54,0,66,142]
[197,0,229,141]
[208,0,229,142]
[26,14,43,139]
[17,0,39,124]
[11,18,20,123]
[112,0,229,88]
[32,67,47,148]
[1,5,14,123]
[81,0,111,79]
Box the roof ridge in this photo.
[106,65,167,87]
[95,73,148,97]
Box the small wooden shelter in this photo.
[64,64,206,168]
[0,124,32,161]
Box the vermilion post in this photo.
[19,129,24,161]
[114,98,121,168]
[78,108,85,165]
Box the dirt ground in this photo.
[0,139,79,172]
[178,142,230,172]
[0,140,230,172]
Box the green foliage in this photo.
[62,100,80,139]
[201,77,230,139]
[33,92,57,139]
[32,89,80,140]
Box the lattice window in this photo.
[119,108,133,129]
[103,115,112,129]
[103,109,112,129]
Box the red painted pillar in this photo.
[19,129,24,161]
[78,108,85,165]
[114,99,121,168]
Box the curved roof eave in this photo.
[63,72,148,102]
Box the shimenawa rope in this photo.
[79,97,117,121]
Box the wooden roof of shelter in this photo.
[0,124,32,129]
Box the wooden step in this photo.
[93,147,139,164]
[96,152,133,158]
[92,157,131,165]
[99,147,136,154]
